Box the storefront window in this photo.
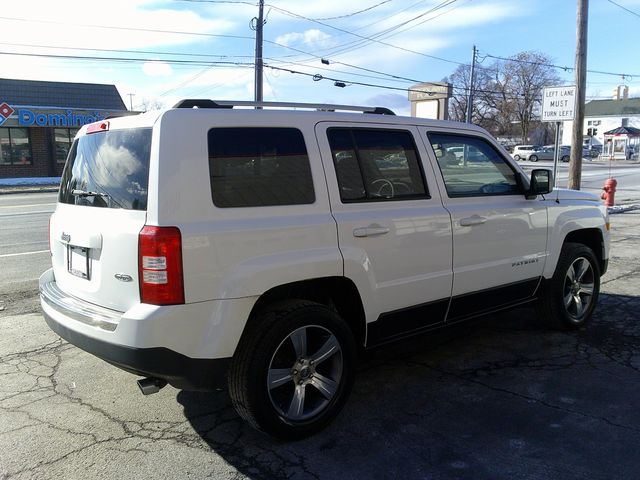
[54,128,79,163]
[0,128,32,165]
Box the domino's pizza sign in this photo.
[0,102,14,126]
[0,102,113,127]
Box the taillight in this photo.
[138,226,185,305]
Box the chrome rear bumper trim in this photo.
[40,281,122,332]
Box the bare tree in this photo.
[443,64,493,127]
[136,98,165,112]
[445,51,562,143]
[499,51,561,143]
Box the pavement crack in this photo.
[409,360,640,434]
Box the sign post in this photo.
[541,86,577,187]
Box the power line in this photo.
[291,0,464,60]
[0,50,254,67]
[264,64,541,102]
[266,4,466,65]
[310,0,393,21]
[264,64,442,95]
[606,0,640,19]
[0,15,256,42]
[0,41,255,60]
[482,51,639,79]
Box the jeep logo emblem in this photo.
[61,232,71,243]
[114,273,133,282]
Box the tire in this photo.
[536,242,600,330]
[529,155,538,162]
[228,300,356,439]
[514,154,521,161]
[561,155,570,162]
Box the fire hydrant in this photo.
[601,177,617,207]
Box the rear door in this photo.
[422,129,548,321]
[316,122,453,345]
[49,124,152,312]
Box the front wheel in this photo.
[529,155,538,162]
[561,155,570,162]
[536,242,600,330]
[228,300,355,439]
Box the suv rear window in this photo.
[208,127,315,208]
[58,128,152,211]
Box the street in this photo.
[1,166,639,480]
[519,160,640,201]
[0,193,55,314]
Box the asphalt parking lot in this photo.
[1,210,639,480]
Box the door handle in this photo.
[353,225,390,237]
[459,215,487,227]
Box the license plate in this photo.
[67,245,91,280]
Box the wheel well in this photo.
[564,228,605,272]
[250,278,367,348]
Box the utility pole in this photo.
[254,0,265,103]
[466,45,477,124]
[127,93,135,111]
[568,0,588,190]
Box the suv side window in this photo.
[428,132,521,197]
[208,127,315,208]
[328,128,428,202]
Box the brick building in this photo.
[0,78,129,178]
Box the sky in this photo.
[1,0,638,116]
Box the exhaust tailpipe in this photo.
[137,377,167,395]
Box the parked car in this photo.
[512,145,539,161]
[41,100,610,439]
[538,145,571,162]
[589,145,603,157]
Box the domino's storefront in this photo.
[0,78,129,178]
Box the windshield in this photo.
[59,128,152,210]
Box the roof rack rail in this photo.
[172,99,395,115]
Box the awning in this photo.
[603,126,640,136]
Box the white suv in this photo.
[41,100,610,439]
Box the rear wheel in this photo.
[514,154,521,161]
[228,300,355,439]
[561,155,570,162]
[536,242,600,330]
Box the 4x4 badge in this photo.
[61,232,71,242]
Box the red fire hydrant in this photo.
[601,177,617,207]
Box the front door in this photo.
[423,129,548,321]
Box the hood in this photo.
[552,188,600,202]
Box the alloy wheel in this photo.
[267,325,343,421]
[563,256,595,322]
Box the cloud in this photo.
[364,94,411,116]
[0,0,235,51]
[275,29,333,48]
[142,61,173,77]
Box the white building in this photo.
[561,89,640,158]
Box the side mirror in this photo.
[526,169,552,199]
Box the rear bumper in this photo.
[42,310,229,390]
[39,268,238,391]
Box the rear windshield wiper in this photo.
[71,189,109,198]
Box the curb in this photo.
[609,204,640,214]
[0,186,60,195]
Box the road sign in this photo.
[541,86,576,122]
